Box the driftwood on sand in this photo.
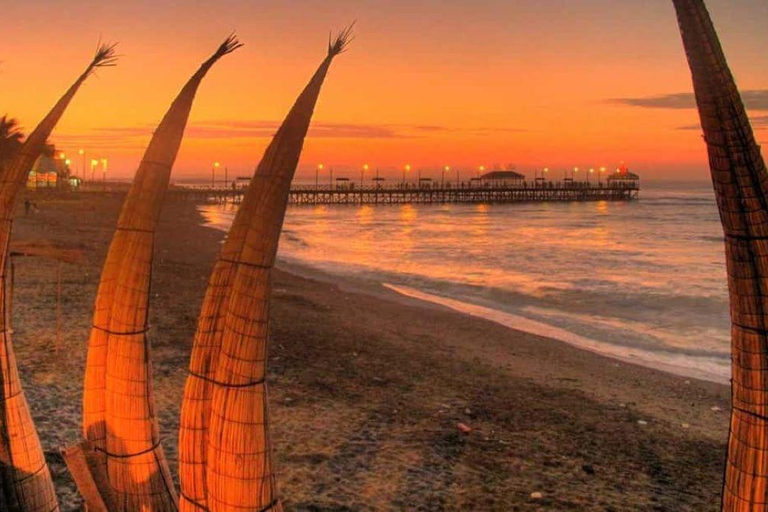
[67,36,241,512]
[672,0,768,509]
[0,43,116,512]
[178,27,352,512]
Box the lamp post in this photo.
[361,163,369,189]
[330,167,334,190]
[316,163,323,190]
[455,167,460,186]
[101,158,108,187]
[403,164,410,185]
[90,159,99,182]
[599,166,606,186]
[212,161,220,189]
[78,149,85,179]
[574,167,580,183]
[224,166,228,190]
[588,167,594,184]
[443,166,449,188]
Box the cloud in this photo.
[677,114,768,131]
[184,121,451,140]
[52,120,527,149]
[609,89,768,111]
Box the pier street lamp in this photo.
[443,166,449,188]
[101,158,108,186]
[316,163,324,190]
[361,164,369,188]
[574,167,580,182]
[403,164,411,185]
[90,159,99,182]
[78,149,85,179]
[599,166,606,185]
[212,161,220,189]
[589,168,594,184]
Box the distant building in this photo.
[26,154,69,189]
[480,170,525,185]
[607,164,640,184]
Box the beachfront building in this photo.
[480,170,526,186]
[26,154,68,189]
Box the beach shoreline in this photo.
[13,192,729,510]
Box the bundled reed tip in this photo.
[328,23,355,56]
[90,42,119,70]
[214,33,244,59]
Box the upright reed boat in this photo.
[673,0,768,509]
[0,43,117,512]
[179,27,352,512]
[65,36,241,512]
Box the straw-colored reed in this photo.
[672,0,768,509]
[178,27,352,512]
[0,43,116,512]
[72,36,241,512]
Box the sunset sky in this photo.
[2,0,767,182]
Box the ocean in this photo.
[199,180,731,384]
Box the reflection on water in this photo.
[201,181,731,383]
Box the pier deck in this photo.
[171,181,639,205]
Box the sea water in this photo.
[200,180,731,384]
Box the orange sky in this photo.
[2,0,767,182]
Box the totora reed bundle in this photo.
[68,36,242,512]
[672,0,768,509]
[178,27,352,512]
[0,43,116,512]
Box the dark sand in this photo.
[11,192,729,510]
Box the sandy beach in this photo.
[11,191,729,511]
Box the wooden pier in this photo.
[171,180,640,206]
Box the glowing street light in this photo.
[101,158,108,186]
[589,167,594,184]
[59,152,66,160]
[78,149,85,179]
[599,166,606,185]
[212,161,220,189]
[443,166,450,188]
[90,158,99,182]
[403,164,411,184]
[361,163,369,188]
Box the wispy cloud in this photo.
[609,89,768,111]
[52,120,527,149]
[677,114,768,131]
[185,121,451,140]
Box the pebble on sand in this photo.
[530,492,543,500]
[457,423,473,434]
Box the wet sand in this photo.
[12,191,729,510]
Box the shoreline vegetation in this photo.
[14,192,729,510]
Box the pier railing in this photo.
[170,180,639,205]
